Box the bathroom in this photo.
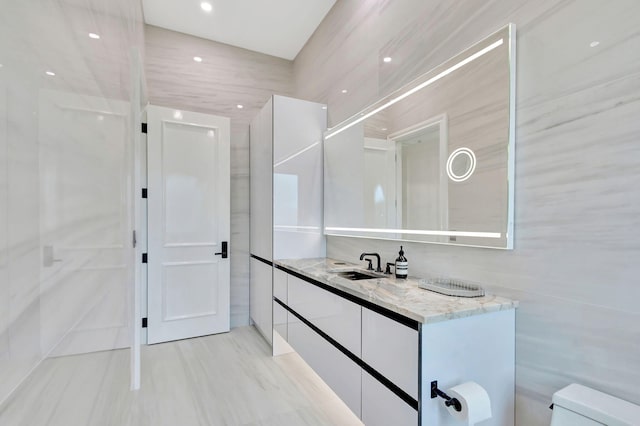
[0,0,638,425]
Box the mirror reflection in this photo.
[324,24,515,248]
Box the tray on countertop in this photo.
[418,278,485,298]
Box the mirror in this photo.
[324,24,515,249]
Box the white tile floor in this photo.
[0,326,363,426]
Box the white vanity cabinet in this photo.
[362,371,418,426]
[272,267,289,353]
[420,309,515,425]
[362,307,419,400]
[288,311,362,417]
[249,258,273,344]
[361,308,420,426]
[249,96,273,344]
[288,275,361,356]
[249,96,326,345]
[273,263,516,426]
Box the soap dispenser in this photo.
[395,246,408,279]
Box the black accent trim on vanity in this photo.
[274,297,419,411]
[250,254,273,267]
[274,264,420,331]
[417,322,423,424]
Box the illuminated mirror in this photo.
[324,24,515,249]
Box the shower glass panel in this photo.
[38,91,131,357]
[0,0,143,407]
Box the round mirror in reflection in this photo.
[446,147,476,182]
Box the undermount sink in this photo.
[333,269,385,281]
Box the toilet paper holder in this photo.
[431,380,462,412]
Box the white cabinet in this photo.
[249,258,272,344]
[420,309,515,425]
[273,267,287,302]
[249,98,273,261]
[272,268,289,354]
[272,96,326,260]
[274,266,516,426]
[288,275,361,356]
[362,307,419,399]
[249,95,326,346]
[249,96,273,345]
[288,311,362,418]
[362,371,418,426]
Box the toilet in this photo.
[550,384,640,426]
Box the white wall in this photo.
[0,0,144,405]
[144,25,294,327]
[294,1,640,425]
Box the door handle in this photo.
[214,241,228,259]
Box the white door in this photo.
[147,105,230,344]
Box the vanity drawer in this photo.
[287,274,361,356]
[288,314,361,418]
[362,307,419,400]
[273,300,287,341]
[362,371,417,426]
[273,267,287,302]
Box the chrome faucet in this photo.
[359,252,383,273]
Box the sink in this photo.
[333,269,385,281]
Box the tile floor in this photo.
[0,326,362,426]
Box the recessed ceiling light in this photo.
[590,41,600,48]
[45,71,55,76]
[193,56,203,62]
[89,33,100,39]
[173,110,183,119]
[200,2,213,12]
[341,89,348,94]
[383,57,392,63]
[237,104,244,109]
[321,106,327,110]
[381,128,387,131]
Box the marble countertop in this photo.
[275,257,518,325]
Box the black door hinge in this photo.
[142,253,148,263]
[142,317,148,328]
[141,188,147,198]
[141,123,147,133]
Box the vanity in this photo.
[273,258,517,426]
[249,23,519,426]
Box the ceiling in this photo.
[141,0,336,60]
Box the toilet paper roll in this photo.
[445,381,492,425]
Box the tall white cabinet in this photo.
[249,95,326,345]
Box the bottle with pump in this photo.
[395,246,408,279]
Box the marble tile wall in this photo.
[144,25,294,327]
[0,0,144,405]
[293,0,640,424]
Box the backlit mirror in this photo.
[324,24,515,249]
